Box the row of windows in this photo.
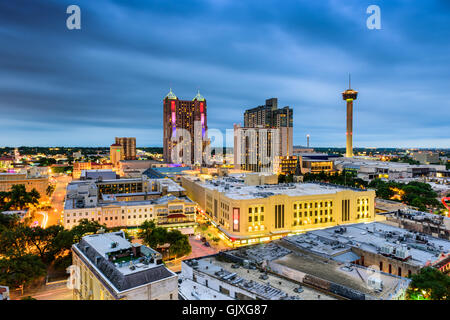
[67,214,154,224]
[293,217,334,226]
[66,207,155,217]
[293,209,332,218]
[248,215,265,222]
[293,201,333,210]
[248,206,265,214]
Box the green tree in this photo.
[0,254,46,289]
[406,267,450,300]
[70,219,106,243]
[0,224,70,263]
[2,185,40,211]
[137,220,157,244]
[0,212,20,228]
[138,220,191,258]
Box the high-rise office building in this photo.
[163,89,208,165]
[115,137,136,160]
[234,124,280,173]
[244,98,293,129]
[235,98,293,172]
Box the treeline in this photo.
[0,185,40,211]
[0,214,191,290]
[301,171,368,189]
[368,179,442,211]
[0,217,107,290]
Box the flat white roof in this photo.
[292,222,450,267]
[189,175,368,200]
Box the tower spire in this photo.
[349,73,351,89]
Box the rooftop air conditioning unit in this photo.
[367,276,383,291]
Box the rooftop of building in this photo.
[99,194,194,208]
[335,158,445,170]
[73,231,175,295]
[181,253,334,300]
[184,174,369,200]
[226,240,410,300]
[285,222,450,267]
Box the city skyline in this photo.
[0,0,449,148]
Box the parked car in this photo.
[293,286,304,293]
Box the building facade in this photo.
[243,98,293,129]
[0,172,49,200]
[110,144,124,168]
[235,98,293,173]
[409,151,440,165]
[115,137,136,160]
[163,89,208,165]
[71,231,178,300]
[182,175,376,246]
[63,178,195,234]
[73,162,114,180]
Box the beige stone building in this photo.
[182,174,375,246]
[71,231,178,300]
[63,178,195,234]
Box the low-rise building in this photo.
[335,158,445,182]
[409,151,440,165]
[63,178,195,234]
[242,237,412,300]
[80,169,118,181]
[278,156,298,175]
[380,209,450,240]
[71,231,178,300]
[282,222,450,278]
[296,153,337,174]
[72,162,114,180]
[180,251,334,300]
[0,172,49,199]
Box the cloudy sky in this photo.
[0,0,449,148]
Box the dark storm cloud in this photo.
[0,0,449,147]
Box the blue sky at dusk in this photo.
[0,0,449,148]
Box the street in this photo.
[32,174,71,228]
[11,280,72,300]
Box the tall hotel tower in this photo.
[163,89,208,165]
[341,77,358,158]
[235,98,293,172]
